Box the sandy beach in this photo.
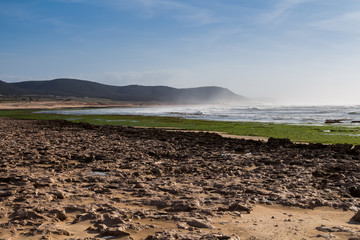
[0,118,360,239]
[0,100,150,110]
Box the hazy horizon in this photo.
[1,0,360,105]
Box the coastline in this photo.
[0,100,159,110]
[2,102,360,145]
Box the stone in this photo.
[218,203,252,213]
[316,225,351,232]
[12,209,46,221]
[3,118,360,239]
[267,137,293,147]
[353,211,360,222]
[186,218,213,229]
[169,200,199,212]
[101,213,126,226]
[101,227,130,237]
[72,212,99,223]
[50,209,67,221]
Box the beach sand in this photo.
[0,100,157,110]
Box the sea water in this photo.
[41,105,360,125]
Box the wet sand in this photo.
[1,119,360,239]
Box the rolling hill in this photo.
[0,78,246,104]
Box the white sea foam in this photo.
[40,105,360,124]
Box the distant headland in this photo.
[0,78,247,104]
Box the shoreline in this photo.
[0,101,270,142]
[2,101,360,145]
[0,100,160,110]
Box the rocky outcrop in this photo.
[1,119,360,239]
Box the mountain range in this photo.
[0,78,246,104]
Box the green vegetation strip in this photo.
[1,109,360,145]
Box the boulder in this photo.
[186,218,213,229]
[353,211,360,222]
[101,227,130,237]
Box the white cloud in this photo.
[128,0,222,25]
[312,11,360,33]
[261,0,312,23]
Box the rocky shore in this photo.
[1,119,360,239]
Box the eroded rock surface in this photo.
[1,119,360,239]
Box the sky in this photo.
[1,0,360,105]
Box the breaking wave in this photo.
[40,105,360,124]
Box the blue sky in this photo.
[1,0,360,104]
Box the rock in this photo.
[145,230,239,240]
[145,231,173,240]
[201,234,240,240]
[353,211,360,222]
[0,191,12,198]
[95,223,108,232]
[3,118,360,239]
[49,209,67,221]
[0,207,8,218]
[151,168,162,176]
[64,206,86,213]
[169,200,199,212]
[52,190,68,199]
[29,223,71,236]
[186,219,213,229]
[33,177,55,188]
[101,227,130,237]
[12,209,46,221]
[218,203,252,213]
[101,213,126,226]
[72,212,99,223]
[146,199,169,208]
[134,182,146,188]
[325,119,345,124]
[308,198,325,208]
[267,137,293,147]
[348,186,360,197]
[176,222,188,230]
[316,225,351,232]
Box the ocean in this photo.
[43,105,360,125]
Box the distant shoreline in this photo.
[0,100,165,110]
[2,107,360,145]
